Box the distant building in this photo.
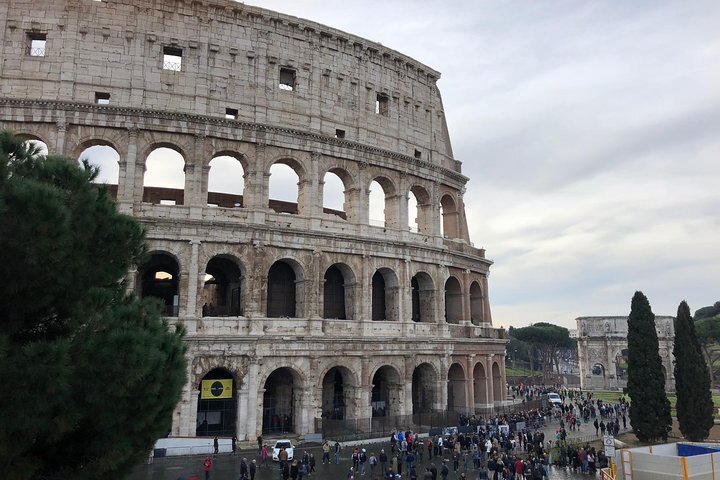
[576,316,675,391]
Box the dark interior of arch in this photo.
[267,261,296,318]
[139,253,179,316]
[196,368,236,437]
[371,271,386,321]
[204,257,242,316]
[263,368,295,433]
[323,265,346,319]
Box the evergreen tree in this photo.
[0,131,187,479]
[626,291,672,442]
[674,300,714,441]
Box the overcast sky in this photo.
[239,0,720,330]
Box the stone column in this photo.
[303,151,322,220]
[120,127,139,205]
[465,355,476,413]
[486,355,495,405]
[462,269,471,323]
[54,120,67,156]
[439,355,449,410]
[237,386,250,440]
[358,358,373,419]
[186,134,206,209]
[247,360,261,439]
[186,240,201,318]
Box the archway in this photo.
[444,277,462,324]
[411,272,434,323]
[203,256,243,316]
[411,363,437,414]
[323,265,346,319]
[409,185,432,234]
[470,281,483,324]
[143,147,185,205]
[372,268,399,321]
[262,368,299,434]
[440,194,459,239]
[447,363,466,412]
[78,144,120,187]
[269,162,300,214]
[267,261,298,318]
[371,366,402,417]
[322,170,346,219]
[368,180,386,227]
[207,154,244,207]
[196,368,236,437]
[473,363,489,405]
[138,253,180,316]
[492,362,503,402]
[408,190,419,233]
[321,366,354,420]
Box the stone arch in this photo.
[412,362,438,414]
[409,184,432,234]
[17,134,49,157]
[447,363,466,412]
[492,362,503,402]
[411,271,435,323]
[267,258,305,318]
[137,251,181,317]
[470,281,484,324]
[372,267,400,321]
[261,366,304,434]
[368,175,397,227]
[322,167,351,220]
[371,365,402,417]
[203,254,244,317]
[444,276,463,324]
[71,132,128,159]
[207,152,246,208]
[323,262,357,320]
[268,157,308,215]
[196,367,237,437]
[143,145,186,205]
[440,193,459,239]
[321,365,357,420]
[473,362,488,405]
[77,143,121,187]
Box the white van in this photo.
[547,392,563,405]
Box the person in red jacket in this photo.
[203,456,213,480]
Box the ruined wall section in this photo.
[0,0,456,170]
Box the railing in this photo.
[28,46,45,57]
[163,61,182,71]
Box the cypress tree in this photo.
[626,291,672,442]
[674,300,714,441]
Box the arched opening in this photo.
[411,272,435,323]
[207,154,244,208]
[410,185,432,235]
[412,363,437,414]
[323,265,346,319]
[196,368,236,437]
[473,363,488,405]
[138,252,180,316]
[408,190,419,233]
[447,363,466,412]
[372,268,399,321]
[78,144,120,189]
[322,170,346,219]
[262,368,298,434]
[143,147,185,205]
[616,349,629,381]
[268,162,300,214]
[444,276,463,324]
[492,362,503,402]
[22,138,49,157]
[368,180,386,227]
[321,366,354,420]
[470,281,483,325]
[440,194,459,239]
[203,256,243,317]
[267,261,297,318]
[371,366,402,417]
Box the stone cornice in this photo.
[0,98,469,185]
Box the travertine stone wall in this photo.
[0,0,507,440]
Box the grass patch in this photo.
[587,391,720,418]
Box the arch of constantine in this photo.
[0,0,507,440]
[576,316,675,392]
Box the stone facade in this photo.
[576,316,675,391]
[0,0,507,440]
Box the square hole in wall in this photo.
[414,149,422,159]
[225,107,238,119]
[279,67,296,91]
[95,92,111,105]
[163,46,183,71]
[27,32,46,57]
[335,129,346,139]
[375,93,388,115]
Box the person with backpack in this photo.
[440,459,449,480]
[369,452,378,477]
[359,449,368,476]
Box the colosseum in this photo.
[0,0,508,440]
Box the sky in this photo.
[240,0,720,330]
[78,0,720,330]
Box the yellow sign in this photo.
[201,379,233,399]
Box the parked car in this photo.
[272,439,294,461]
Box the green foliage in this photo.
[510,323,573,377]
[626,291,672,443]
[0,131,187,480]
[694,301,720,321]
[674,301,714,441]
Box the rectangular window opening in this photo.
[279,67,296,91]
[414,149,422,159]
[225,107,238,120]
[95,92,111,105]
[163,46,183,71]
[27,33,46,57]
[335,129,346,139]
[376,93,389,116]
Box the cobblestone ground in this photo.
[130,416,618,480]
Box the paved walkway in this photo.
[130,413,623,479]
